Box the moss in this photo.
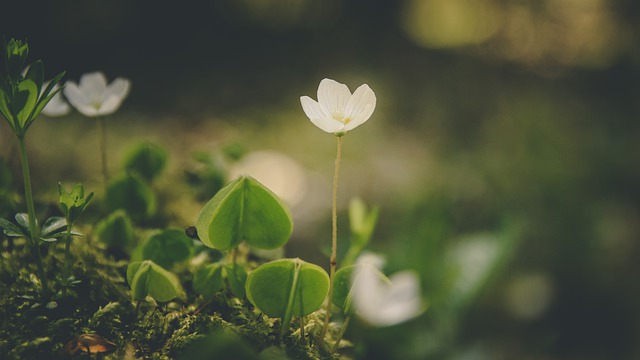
[1,235,348,360]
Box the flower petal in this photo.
[79,72,108,103]
[344,84,376,131]
[98,94,125,116]
[64,81,100,116]
[317,78,351,115]
[42,96,70,117]
[104,78,131,102]
[300,96,344,133]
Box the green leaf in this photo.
[40,216,67,238]
[59,182,94,224]
[30,69,64,115]
[132,229,193,269]
[196,175,293,251]
[193,263,247,299]
[0,85,14,128]
[342,198,379,267]
[106,174,156,220]
[127,260,185,302]
[224,263,247,298]
[0,217,24,237]
[245,258,329,335]
[94,210,136,252]
[15,79,38,127]
[24,61,44,91]
[15,213,31,233]
[124,142,168,182]
[193,264,224,299]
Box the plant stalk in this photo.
[320,135,343,341]
[17,136,48,292]
[64,223,72,275]
[332,315,351,352]
[98,117,110,187]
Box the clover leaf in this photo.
[195,175,292,251]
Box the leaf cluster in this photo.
[0,38,65,137]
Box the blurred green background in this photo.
[2,0,640,359]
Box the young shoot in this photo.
[0,38,66,292]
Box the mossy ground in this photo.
[0,236,347,359]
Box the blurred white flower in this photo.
[352,252,423,326]
[41,83,70,117]
[64,72,130,117]
[300,78,376,135]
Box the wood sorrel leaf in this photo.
[124,142,168,182]
[245,258,329,335]
[195,175,292,251]
[193,263,247,299]
[193,264,224,299]
[95,210,135,252]
[132,229,193,269]
[126,260,185,302]
[106,174,156,219]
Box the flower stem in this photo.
[98,117,110,188]
[320,135,343,342]
[332,315,351,352]
[64,222,72,275]
[17,136,48,292]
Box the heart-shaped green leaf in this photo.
[124,142,168,182]
[193,264,224,299]
[106,174,156,219]
[193,263,247,299]
[245,258,329,336]
[94,210,135,252]
[132,229,193,269]
[127,260,185,302]
[196,175,292,251]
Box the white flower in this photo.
[41,83,70,117]
[352,252,424,327]
[300,78,376,135]
[64,72,131,117]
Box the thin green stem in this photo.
[17,136,48,292]
[98,117,109,188]
[332,315,351,352]
[64,221,72,275]
[320,135,343,342]
[299,316,306,345]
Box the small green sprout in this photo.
[131,229,193,269]
[0,38,66,138]
[58,183,93,273]
[193,262,247,299]
[0,213,78,243]
[105,173,156,220]
[123,142,168,182]
[94,210,136,252]
[126,260,185,303]
[0,38,66,291]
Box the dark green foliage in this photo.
[132,229,193,269]
[106,173,156,220]
[94,210,136,252]
[124,142,169,182]
[193,263,247,299]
